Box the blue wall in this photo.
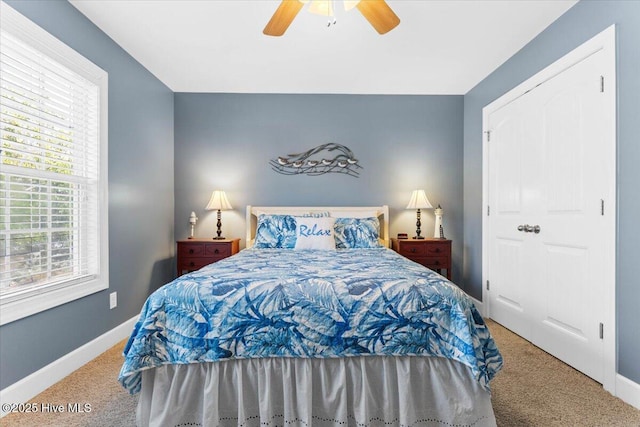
[0,0,175,389]
[174,93,465,283]
[463,0,640,383]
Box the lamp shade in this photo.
[205,190,232,211]
[406,190,433,210]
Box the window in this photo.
[0,2,108,325]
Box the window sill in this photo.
[0,276,108,326]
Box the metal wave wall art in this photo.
[270,143,362,177]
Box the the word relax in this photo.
[299,224,331,237]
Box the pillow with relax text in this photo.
[294,216,336,250]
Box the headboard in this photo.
[246,205,390,248]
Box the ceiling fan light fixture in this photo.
[263,0,398,36]
[308,0,334,17]
[304,0,360,16]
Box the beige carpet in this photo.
[2,340,138,427]
[488,320,640,427]
[2,320,639,426]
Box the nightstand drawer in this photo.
[397,242,427,256]
[178,243,205,257]
[422,256,449,269]
[179,258,212,271]
[425,243,449,256]
[205,243,231,257]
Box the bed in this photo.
[119,206,502,426]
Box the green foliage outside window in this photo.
[1,98,79,292]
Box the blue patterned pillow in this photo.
[334,217,382,249]
[254,214,297,248]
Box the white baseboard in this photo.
[0,315,137,418]
[616,373,640,410]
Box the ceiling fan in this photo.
[263,0,400,36]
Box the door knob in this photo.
[517,224,541,233]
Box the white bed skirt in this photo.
[138,356,496,427]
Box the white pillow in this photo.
[294,216,336,250]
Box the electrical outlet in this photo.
[109,292,117,309]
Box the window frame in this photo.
[0,1,109,325]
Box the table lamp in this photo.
[205,190,232,240]
[406,189,433,239]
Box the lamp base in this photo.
[413,209,425,240]
[212,236,226,240]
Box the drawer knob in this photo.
[189,261,195,267]
[214,249,220,254]
[189,249,194,254]
[434,260,440,265]
[434,248,441,253]
[410,248,417,253]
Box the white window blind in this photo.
[0,2,108,325]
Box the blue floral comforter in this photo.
[119,248,502,394]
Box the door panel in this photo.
[541,243,589,339]
[494,116,524,214]
[544,92,585,213]
[491,237,529,338]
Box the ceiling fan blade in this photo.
[356,0,400,34]
[263,0,305,36]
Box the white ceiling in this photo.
[69,0,577,95]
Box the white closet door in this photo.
[487,95,533,341]
[528,50,608,382]
[487,48,610,383]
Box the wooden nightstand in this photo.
[177,238,240,277]
[391,238,452,280]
